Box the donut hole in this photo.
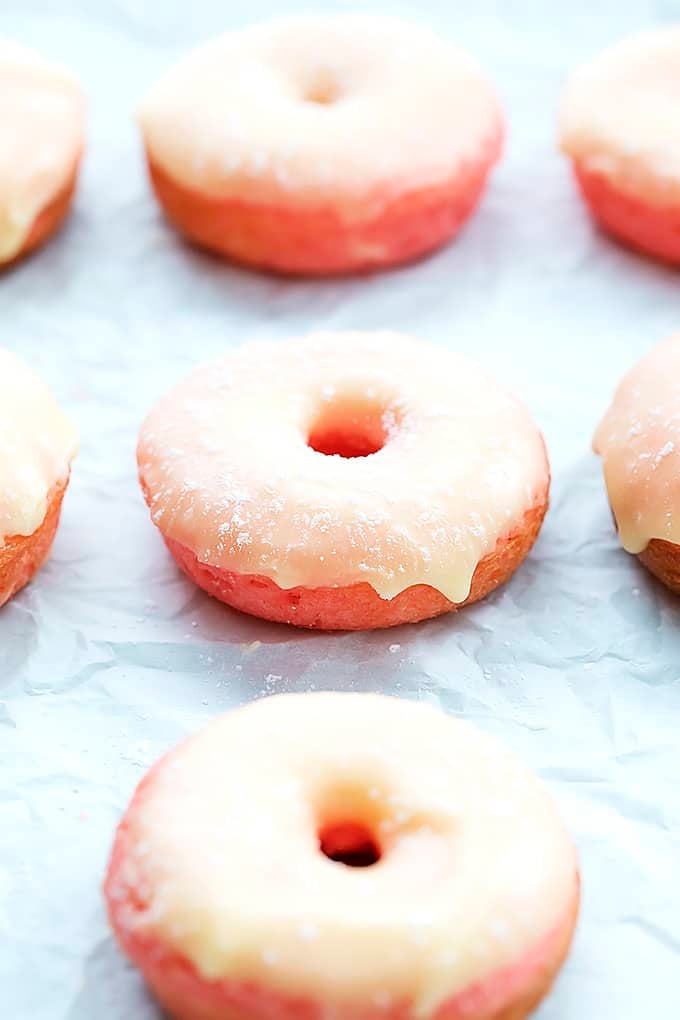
[302,69,340,106]
[308,395,390,458]
[318,821,381,868]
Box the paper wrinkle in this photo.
[2,2,680,1019]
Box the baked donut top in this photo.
[560,27,680,203]
[594,334,680,554]
[110,693,577,1013]
[137,331,548,604]
[0,349,77,543]
[0,38,85,261]
[138,14,501,216]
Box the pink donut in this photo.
[560,28,680,263]
[0,39,85,266]
[594,333,680,591]
[138,15,503,275]
[106,694,579,1020]
[0,349,77,604]
[137,332,549,630]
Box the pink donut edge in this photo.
[572,159,680,264]
[144,119,503,275]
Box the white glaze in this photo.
[0,38,84,261]
[111,693,577,1015]
[139,14,501,219]
[137,331,548,604]
[0,349,77,543]
[560,27,680,204]
[594,334,680,554]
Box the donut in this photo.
[560,28,680,263]
[594,334,680,592]
[105,693,580,1020]
[0,39,85,266]
[137,331,549,630]
[138,15,503,275]
[0,349,77,605]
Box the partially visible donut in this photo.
[0,350,77,605]
[594,333,680,592]
[105,693,580,1020]
[138,15,503,275]
[560,28,680,263]
[137,331,549,630]
[0,39,85,266]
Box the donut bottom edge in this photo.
[607,502,680,595]
[637,538,680,594]
[1,162,80,268]
[106,841,579,1020]
[572,160,680,264]
[161,493,548,630]
[0,479,69,606]
[145,140,500,275]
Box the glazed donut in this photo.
[137,331,549,630]
[594,334,680,592]
[0,350,77,605]
[138,15,502,275]
[105,693,579,1020]
[0,39,85,266]
[560,28,680,263]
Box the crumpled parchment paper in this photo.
[1,1,680,1017]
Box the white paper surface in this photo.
[2,1,680,1017]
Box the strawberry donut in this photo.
[137,331,549,630]
[106,693,580,1020]
[137,15,503,275]
[0,349,77,605]
[594,334,680,592]
[0,39,85,266]
[560,27,680,263]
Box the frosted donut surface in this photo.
[0,349,77,543]
[137,331,548,604]
[594,334,680,554]
[0,39,84,261]
[560,27,680,205]
[139,14,501,218]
